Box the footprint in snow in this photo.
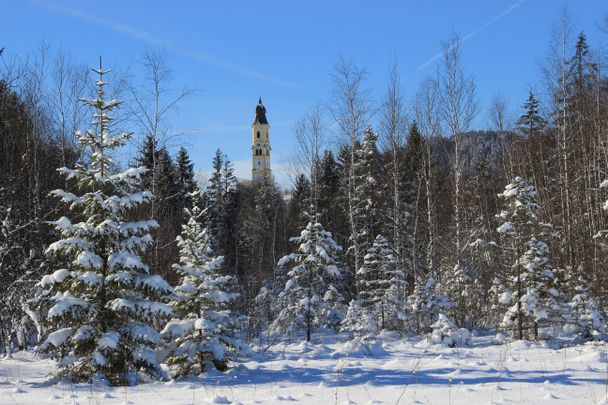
[494,383,507,391]
[209,395,232,404]
[274,394,296,401]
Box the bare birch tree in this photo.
[292,105,326,217]
[415,75,441,276]
[438,33,479,267]
[329,56,370,275]
[379,57,409,271]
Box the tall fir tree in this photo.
[175,146,196,199]
[516,92,547,137]
[353,127,384,251]
[162,190,244,377]
[317,150,341,234]
[32,63,173,385]
[271,220,345,342]
[205,149,238,259]
[286,174,311,237]
[496,177,564,340]
[134,136,180,280]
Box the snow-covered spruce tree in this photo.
[0,206,45,357]
[430,313,471,347]
[0,207,25,357]
[271,220,345,342]
[407,275,450,333]
[441,262,482,330]
[175,147,196,197]
[33,63,173,385]
[205,149,238,258]
[353,127,384,254]
[161,190,244,377]
[347,235,407,333]
[340,299,375,338]
[496,177,564,340]
[568,275,605,340]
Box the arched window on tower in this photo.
[257,131,260,139]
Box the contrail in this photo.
[35,1,297,88]
[414,0,527,73]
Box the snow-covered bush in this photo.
[340,299,376,338]
[31,65,173,385]
[568,276,606,341]
[407,276,450,333]
[162,191,246,378]
[430,313,471,347]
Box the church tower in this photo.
[252,97,271,182]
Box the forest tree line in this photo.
[1,12,608,364]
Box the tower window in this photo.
[257,131,260,139]
[266,150,269,155]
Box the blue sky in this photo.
[2,1,607,186]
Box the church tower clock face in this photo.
[251,98,271,183]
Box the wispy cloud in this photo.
[414,0,526,73]
[35,1,296,87]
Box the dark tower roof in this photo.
[253,97,268,125]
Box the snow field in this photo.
[1,334,607,404]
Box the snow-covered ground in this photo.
[1,334,607,404]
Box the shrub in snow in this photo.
[0,207,38,357]
[340,335,388,357]
[340,299,376,338]
[162,191,246,378]
[407,276,450,333]
[568,276,606,341]
[441,262,483,330]
[270,220,345,342]
[31,65,173,385]
[430,313,471,347]
[353,235,408,333]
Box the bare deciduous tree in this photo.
[379,57,409,270]
[415,75,441,275]
[292,105,326,217]
[329,56,371,274]
[438,33,479,267]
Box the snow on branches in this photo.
[32,63,172,386]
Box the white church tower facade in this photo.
[252,97,271,182]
